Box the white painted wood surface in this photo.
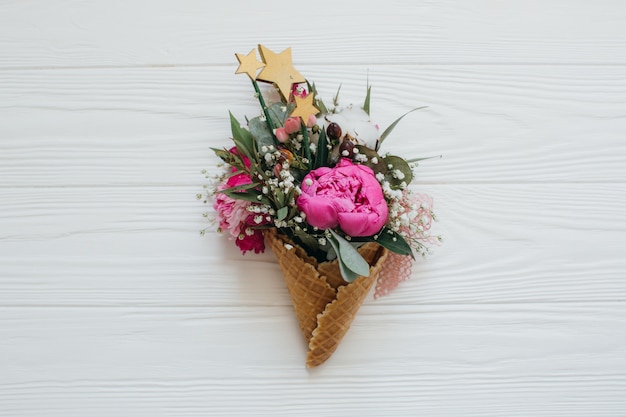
[2,1,625,416]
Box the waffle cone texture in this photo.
[265,229,389,368]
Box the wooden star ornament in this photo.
[235,49,265,79]
[256,45,306,99]
[290,92,319,125]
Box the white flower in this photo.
[323,104,380,149]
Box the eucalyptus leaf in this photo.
[276,206,288,221]
[266,102,292,128]
[377,106,427,151]
[249,116,276,150]
[326,234,361,282]
[329,230,370,280]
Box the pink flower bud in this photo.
[273,163,282,178]
[307,114,317,128]
[283,117,301,135]
[275,127,289,143]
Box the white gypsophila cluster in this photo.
[292,134,303,151]
[260,145,280,167]
[247,204,274,225]
[389,189,439,257]
[267,161,298,228]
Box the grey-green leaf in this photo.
[249,116,276,150]
[276,206,288,221]
[328,230,370,281]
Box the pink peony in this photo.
[297,158,388,237]
[213,183,252,239]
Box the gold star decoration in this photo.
[256,44,306,99]
[235,49,265,79]
[290,92,319,124]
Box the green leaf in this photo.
[229,111,256,161]
[276,206,288,221]
[221,189,270,205]
[216,181,257,194]
[377,106,427,151]
[405,154,443,164]
[363,83,372,115]
[354,145,385,172]
[333,84,342,107]
[309,81,328,114]
[375,228,414,259]
[383,155,413,188]
[328,230,370,282]
[211,147,232,163]
[313,128,329,169]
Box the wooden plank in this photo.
[1,184,624,307]
[1,65,625,187]
[1,304,625,416]
[1,0,625,68]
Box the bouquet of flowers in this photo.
[201,45,440,367]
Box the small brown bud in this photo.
[326,122,342,140]
[339,139,355,158]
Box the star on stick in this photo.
[290,92,319,124]
[235,49,265,79]
[256,45,306,99]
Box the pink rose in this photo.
[297,158,388,236]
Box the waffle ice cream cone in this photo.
[265,229,388,368]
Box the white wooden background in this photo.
[2,1,625,416]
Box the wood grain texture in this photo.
[1,65,625,186]
[1,0,625,68]
[1,304,625,416]
[1,184,624,307]
[2,0,626,416]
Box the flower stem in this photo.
[251,79,278,146]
